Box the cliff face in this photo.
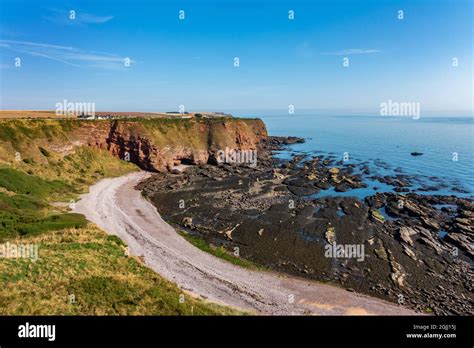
[0,118,268,172]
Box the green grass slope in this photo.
[0,225,239,315]
[0,119,243,315]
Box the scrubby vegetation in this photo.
[179,231,264,270]
[0,119,78,145]
[0,145,137,241]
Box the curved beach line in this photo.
[74,171,418,315]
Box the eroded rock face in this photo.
[70,119,268,172]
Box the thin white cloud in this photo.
[321,49,381,56]
[0,40,74,50]
[79,13,114,24]
[28,51,81,67]
[44,9,114,25]
[61,52,125,63]
[0,39,133,69]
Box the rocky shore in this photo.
[138,136,473,315]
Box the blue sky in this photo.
[0,0,472,115]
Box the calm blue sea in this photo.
[240,113,474,199]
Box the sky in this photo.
[0,0,472,115]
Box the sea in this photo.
[236,112,474,200]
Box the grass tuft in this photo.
[178,231,265,271]
[0,226,242,315]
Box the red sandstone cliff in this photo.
[70,118,267,171]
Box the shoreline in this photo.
[74,171,417,315]
[139,136,473,315]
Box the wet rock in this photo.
[365,193,386,209]
[361,165,371,175]
[402,200,426,217]
[455,217,471,226]
[287,185,317,196]
[274,186,288,193]
[325,224,336,244]
[452,187,469,194]
[388,251,407,288]
[330,175,342,184]
[403,245,417,261]
[266,136,305,147]
[335,183,349,192]
[393,179,409,187]
[445,233,474,258]
[421,216,440,230]
[370,209,385,223]
[398,227,416,246]
[374,243,388,261]
[385,203,402,217]
[418,185,441,192]
[454,222,473,235]
[222,224,239,241]
[459,210,474,219]
[182,216,193,228]
[343,176,366,189]
[315,181,331,190]
[417,227,443,254]
[453,217,474,235]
